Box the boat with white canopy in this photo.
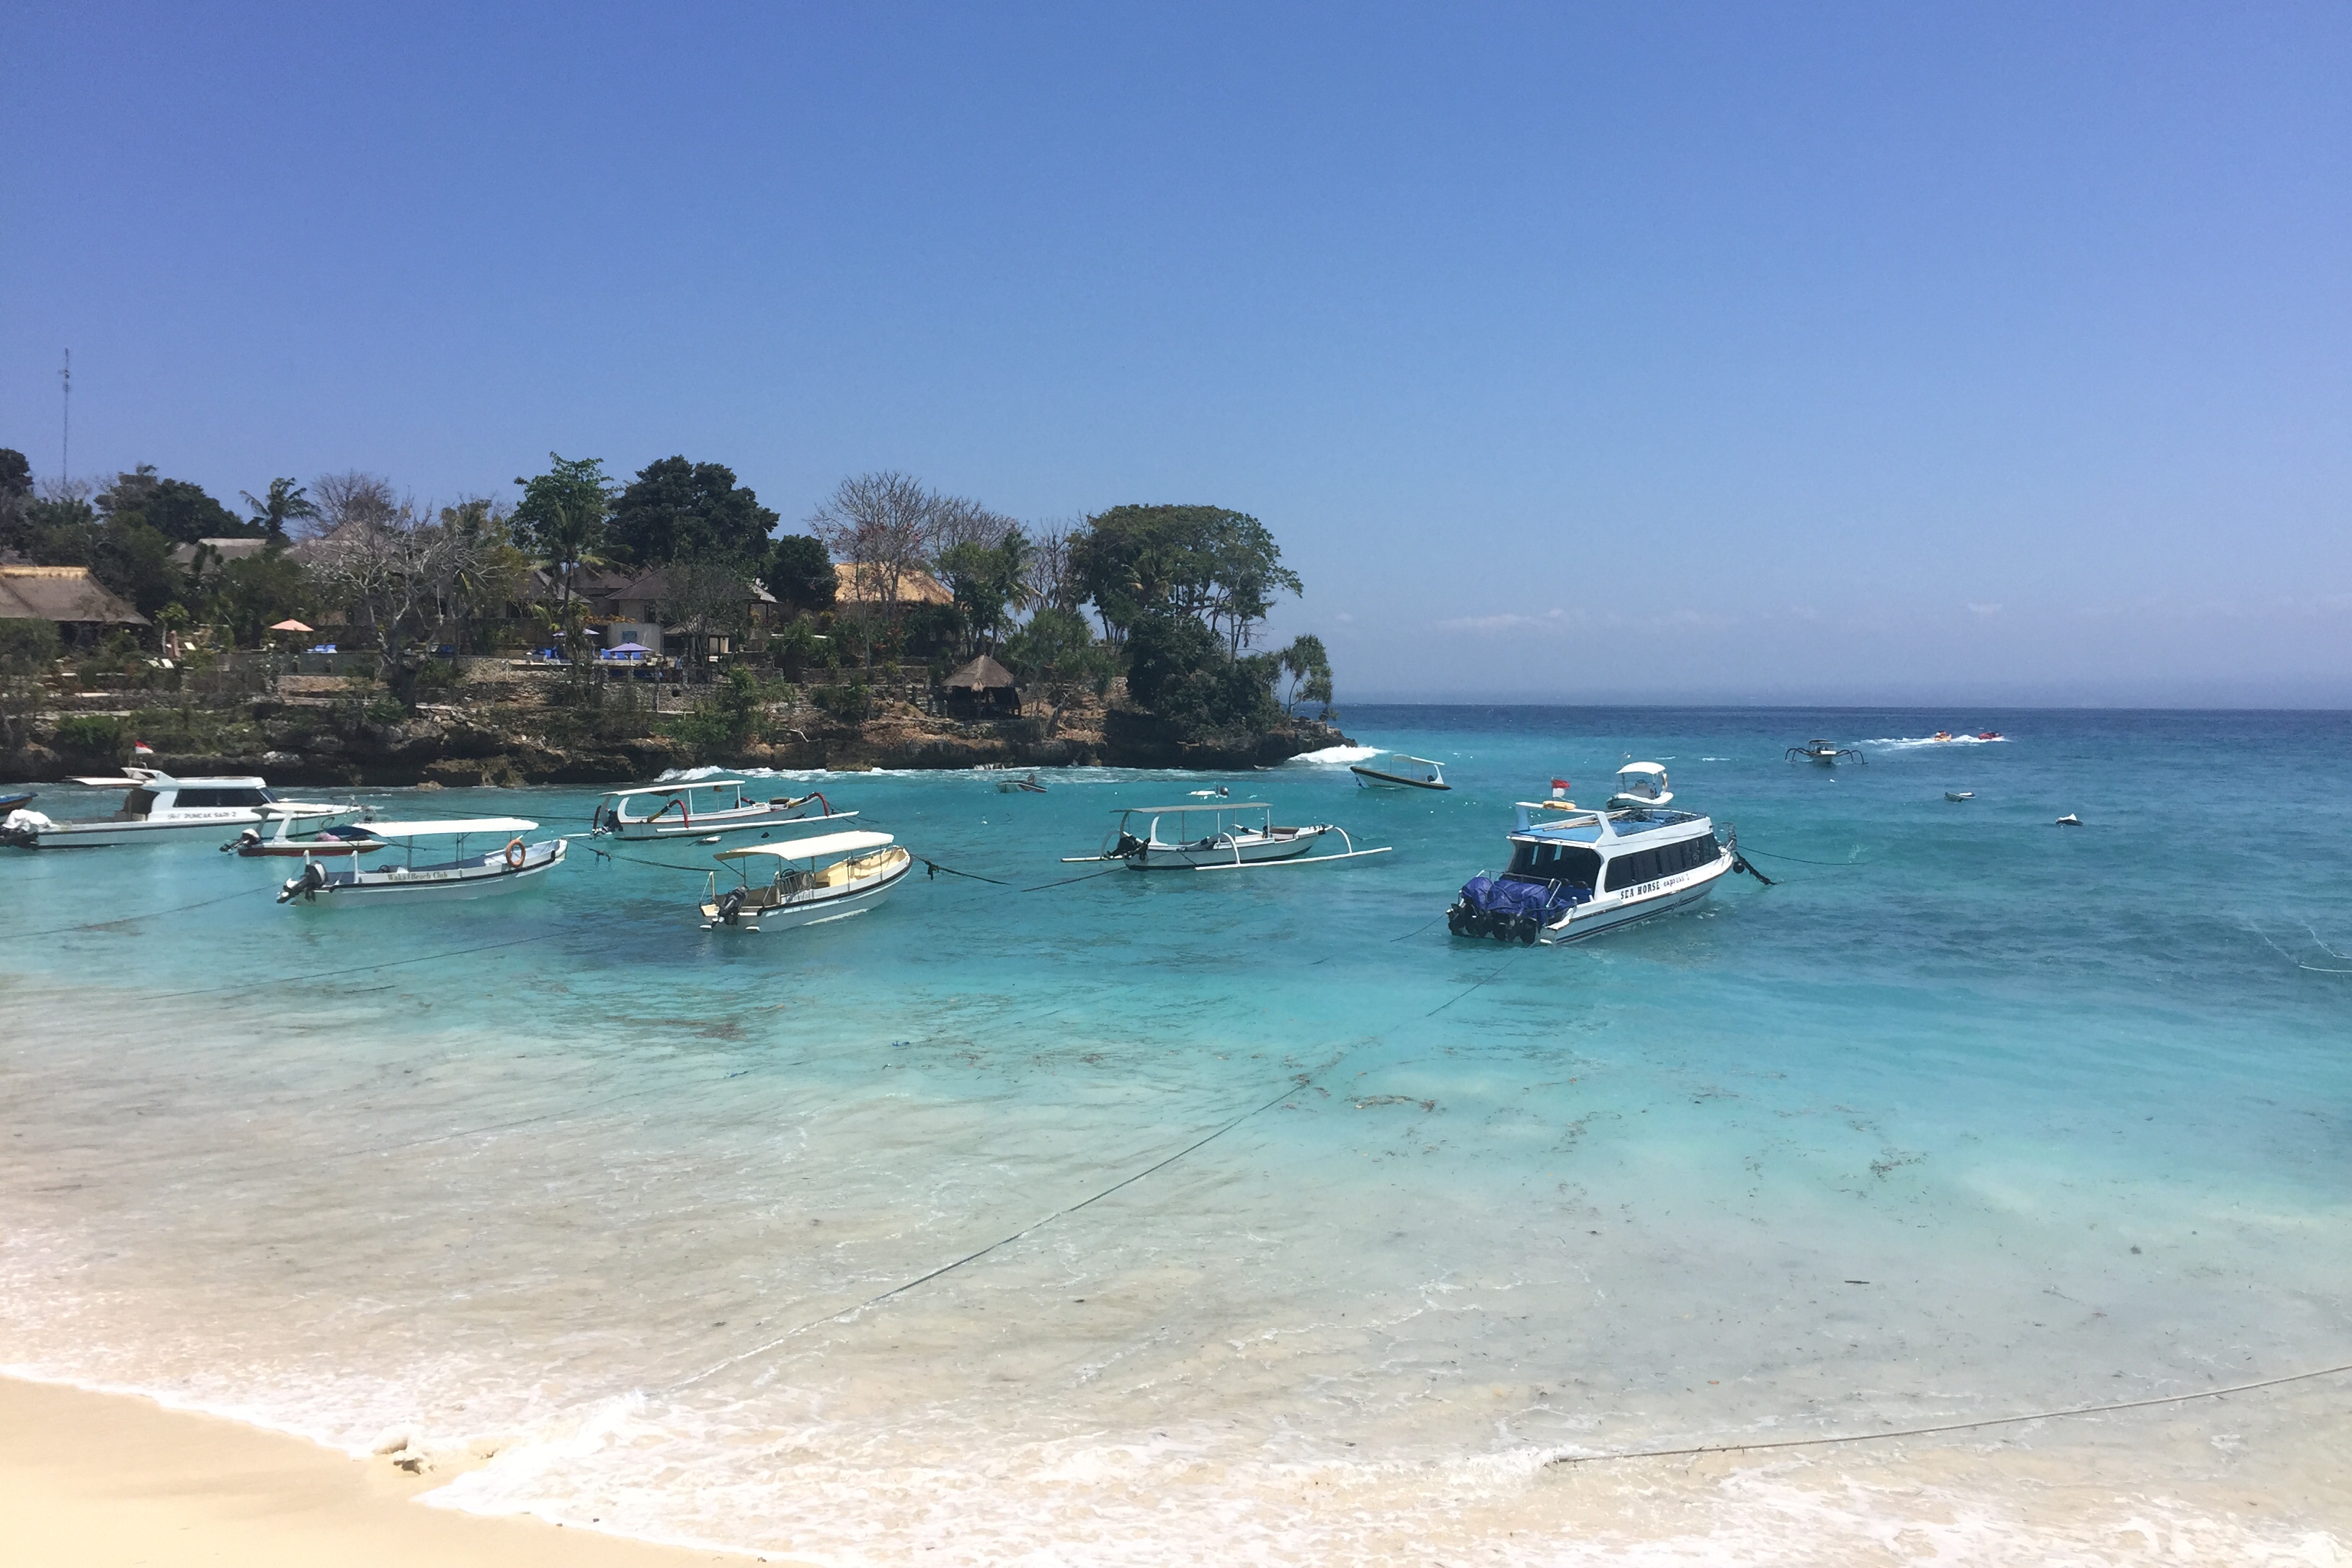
[698,829,912,930]
[1,767,360,850]
[1066,801,1391,871]
[591,779,852,841]
[1446,766,1761,944]
[1348,753,1449,791]
[277,817,566,904]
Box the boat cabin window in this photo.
[1505,842,1603,888]
[173,787,270,808]
[122,788,158,816]
[1603,834,1719,890]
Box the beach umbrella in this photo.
[607,641,651,654]
[271,618,313,633]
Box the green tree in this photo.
[765,533,837,613]
[239,478,319,541]
[96,465,257,545]
[1123,610,1280,740]
[210,546,310,646]
[936,531,1034,656]
[607,457,779,568]
[1070,504,1301,652]
[0,617,61,750]
[512,453,615,637]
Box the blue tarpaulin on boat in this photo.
[1457,876,1590,920]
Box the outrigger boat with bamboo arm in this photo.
[1064,801,1391,872]
[1787,739,1865,765]
[699,829,912,931]
[1446,766,1768,945]
[277,817,566,904]
[590,779,853,841]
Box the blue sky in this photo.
[4,3,2346,704]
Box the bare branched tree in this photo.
[308,471,398,541]
[306,495,496,701]
[929,494,1019,557]
[659,556,756,685]
[1022,518,1084,614]
[807,471,940,618]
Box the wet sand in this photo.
[0,1375,793,1568]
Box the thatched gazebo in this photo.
[941,654,1021,718]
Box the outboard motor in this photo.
[1,808,53,849]
[224,827,262,854]
[277,860,329,904]
[716,886,748,926]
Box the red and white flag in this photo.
[133,740,154,756]
[1549,778,1569,798]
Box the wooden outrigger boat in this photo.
[591,779,852,841]
[277,817,566,904]
[226,818,388,858]
[698,829,912,930]
[1065,801,1391,872]
[1786,739,1864,765]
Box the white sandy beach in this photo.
[0,1376,790,1568]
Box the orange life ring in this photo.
[504,838,527,870]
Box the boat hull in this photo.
[288,839,568,903]
[700,850,911,930]
[1349,767,1450,790]
[1543,854,1731,943]
[1126,827,1332,869]
[9,805,359,850]
[606,806,855,840]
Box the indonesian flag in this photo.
[133,740,155,756]
[1549,777,1569,798]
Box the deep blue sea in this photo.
[4,706,2348,1564]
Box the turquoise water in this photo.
[4,707,2348,1562]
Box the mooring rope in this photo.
[1737,845,1866,868]
[1545,1358,2352,1469]
[669,1051,1349,1393]
[2245,921,2352,975]
[919,857,1016,887]
[22,880,273,937]
[143,930,565,1001]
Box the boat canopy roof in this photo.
[1123,801,1271,814]
[359,816,540,838]
[602,779,745,798]
[71,772,269,788]
[1618,762,1667,778]
[718,829,893,862]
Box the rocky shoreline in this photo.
[1,666,1352,786]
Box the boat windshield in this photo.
[1506,841,1603,888]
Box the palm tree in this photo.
[240,477,320,540]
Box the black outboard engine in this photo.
[224,827,262,853]
[277,860,329,904]
[715,886,748,926]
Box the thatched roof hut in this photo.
[0,566,148,629]
[942,654,1020,716]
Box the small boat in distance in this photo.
[1448,763,1754,944]
[1787,740,1865,765]
[1977,731,2004,740]
[0,790,32,814]
[997,772,1048,794]
[591,779,851,841]
[1348,754,1449,791]
[699,829,912,930]
[1946,791,1974,803]
[1607,762,1674,808]
[2,767,359,850]
[1069,801,1390,871]
[278,817,566,904]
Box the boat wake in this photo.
[1282,744,1382,766]
[1866,734,2010,751]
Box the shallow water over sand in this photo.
[5,707,2349,1562]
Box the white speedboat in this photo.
[1,767,360,850]
[591,779,852,841]
[1072,801,1390,871]
[1787,740,1864,765]
[1446,765,1753,944]
[1349,753,1449,791]
[277,817,566,904]
[699,829,912,930]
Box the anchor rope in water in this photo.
[19,880,274,937]
[668,1053,1350,1392]
[1735,845,1864,868]
[143,930,565,1001]
[1545,1359,2352,1469]
[2245,920,2352,975]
